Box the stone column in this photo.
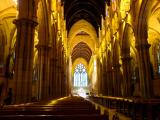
[55,46,62,97]
[106,70,113,96]
[36,44,51,100]
[49,59,53,97]
[101,60,104,95]
[97,59,103,95]
[68,56,72,95]
[57,65,62,97]
[136,44,153,98]
[50,58,57,98]
[152,45,159,78]
[53,58,58,97]
[65,59,69,95]
[13,19,38,103]
[102,62,107,95]
[121,55,132,97]
[102,72,106,95]
[54,57,59,97]
[113,64,121,96]
[61,68,65,96]
[61,50,66,96]
[106,52,113,96]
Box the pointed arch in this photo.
[68,19,98,49]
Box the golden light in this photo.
[120,0,130,19]
[77,88,87,98]
[112,0,117,11]
[47,97,68,105]
[92,56,97,88]
[13,0,17,5]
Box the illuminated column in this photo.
[68,56,72,95]
[36,45,51,100]
[14,19,37,103]
[136,44,153,98]
[13,0,38,103]
[121,54,132,97]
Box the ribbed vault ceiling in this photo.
[71,42,92,63]
[64,0,110,63]
[63,0,110,35]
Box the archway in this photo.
[68,19,98,96]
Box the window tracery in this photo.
[73,63,88,87]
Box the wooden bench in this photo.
[0,96,109,120]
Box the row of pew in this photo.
[0,96,108,120]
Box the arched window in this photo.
[73,63,88,87]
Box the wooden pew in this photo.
[0,96,109,120]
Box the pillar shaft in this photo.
[97,60,103,95]
[152,47,159,78]
[14,19,37,103]
[106,70,113,96]
[136,44,153,98]
[36,45,51,100]
[50,58,57,98]
[56,64,62,97]
[113,64,121,96]
[121,56,132,97]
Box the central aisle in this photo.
[0,96,108,120]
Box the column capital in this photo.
[13,18,38,27]
[135,43,151,50]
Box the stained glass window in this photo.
[73,63,88,87]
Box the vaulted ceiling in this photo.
[71,42,92,63]
[63,0,110,35]
[64,0,110,63]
